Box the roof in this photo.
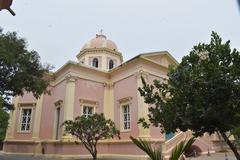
[53,51,178,78]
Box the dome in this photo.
[81,34,118,51]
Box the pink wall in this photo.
[114,75,139,139]
[74,78,105,118]
[12,73,165,142]
[4,142,36,153]
[19,92,36,102]
[39,81,66,140]
[41,141,151,155]
[15,77,105,141]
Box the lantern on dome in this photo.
[0,0,15,16]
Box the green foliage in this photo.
[63,113,120,160]
[138,32,240,159]
[130,136,195,160]
[170,137,195,160]
[0,28,51,109]
[0,97,9,142]
[230,126,240,147]
[130,136,162,160]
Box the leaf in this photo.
[130,136,162,160]
[170,137,195,160]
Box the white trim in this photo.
[119,100,132,132]
[53,105,62,140]
[82,105,95,117]
[80,100,97,117]
[18,107,33,133]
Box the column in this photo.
[32,95,44,140]
[103,83,114,120]
[136,70,150,138]
[62,74,76,140]
[6,96,20,139]
[102,56,107,70]
[5,111,13,140]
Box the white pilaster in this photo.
[62,74,76,140]
[6,96,20,139]
[136,70,150,138]
[32,95,44,140]
[103,82,114,120]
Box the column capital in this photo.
[103,82,115,89]
[65,74,77,83]
[135,70,149,79]
[54,100,63,107]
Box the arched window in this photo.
[92,58,98,68]
[109,59,114,69]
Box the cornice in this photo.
[50,56,168,87]
[76,48,123,61]
[118,97,133,104]
[79,98,99,106]
[18,102,36,107]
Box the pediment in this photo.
[141,51,178,67]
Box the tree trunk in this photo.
[216,131,224,151]
[220,132,240,160]
[93,144,97,160]
[92,154,97,160]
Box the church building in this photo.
[3,33,220,159]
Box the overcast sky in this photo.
[1,0,240,70]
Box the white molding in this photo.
[17,107,34,133]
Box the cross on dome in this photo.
[96,29,106,39]
[99,29,103,35]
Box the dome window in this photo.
[92,58,99,68]
[109,59,114,69]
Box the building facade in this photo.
[3,34,220,159]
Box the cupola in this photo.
[76,32,123,71]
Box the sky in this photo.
[0,0,240,70]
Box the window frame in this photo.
[18,107,33,133]
[92,58,99,68]
[109,59,114,69]
[120,102,131,132]
[80,99,98,118]
[121,103,131,131]
[82,105,95,117]
[53,100,63,140]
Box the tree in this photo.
[62,113,120,160]
[0,28,51,109]
[231,126,240,148]
[0,97,9,142]
[0,27,51,142]
[138,32,240,159]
